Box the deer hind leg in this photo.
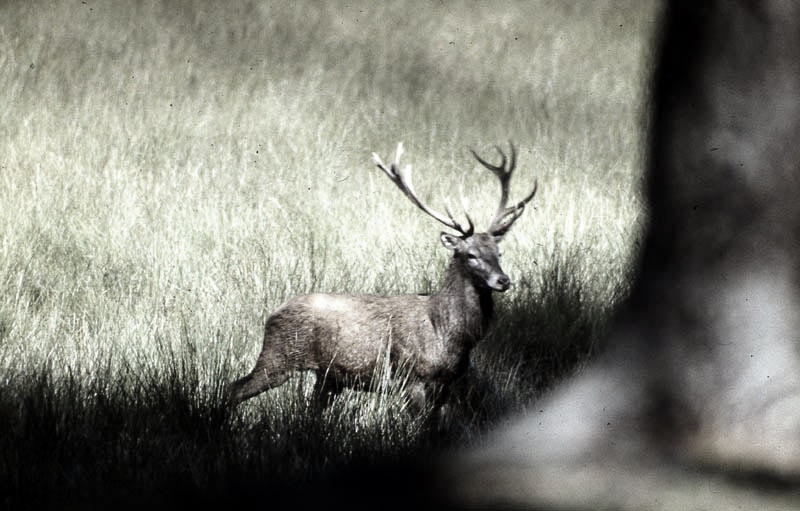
[228,348,294,405]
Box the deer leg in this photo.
[407,381,453,433]
[428,383,454,432]
[313,372,344,408]
[407,381,428,413]
[228,349,294,405]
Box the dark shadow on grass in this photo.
[0,356,442,509]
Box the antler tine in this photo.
[472,141,537,236]
[372,143,474,237]
[471,142,513,213]
[490,179,538,236]
[445,205,475,237]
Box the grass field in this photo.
[0,1,659,507]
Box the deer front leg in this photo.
[407,380,453,431]
[313,371,344,408]
[407,381,429,413]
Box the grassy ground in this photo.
[0,0,658,507]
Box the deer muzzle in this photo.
[489,273,511,292]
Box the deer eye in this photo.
[466,253,478,260]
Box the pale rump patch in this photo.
[307,293,356,314]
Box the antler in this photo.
[472,141,538,236]
[372,143,474,237]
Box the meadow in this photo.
[0,1,658,507]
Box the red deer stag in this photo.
[446,1,800,509]
[228,143,537,412]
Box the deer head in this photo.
[372,142,537,292]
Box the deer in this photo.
[228,142,537,413]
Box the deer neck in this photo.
[429,258,494,345]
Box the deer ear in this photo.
[440,233,463,251]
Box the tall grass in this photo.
[0,0,659,507]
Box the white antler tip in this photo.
[371,152,384,166]
[395,142,404,163]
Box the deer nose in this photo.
[494,274,511,292]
